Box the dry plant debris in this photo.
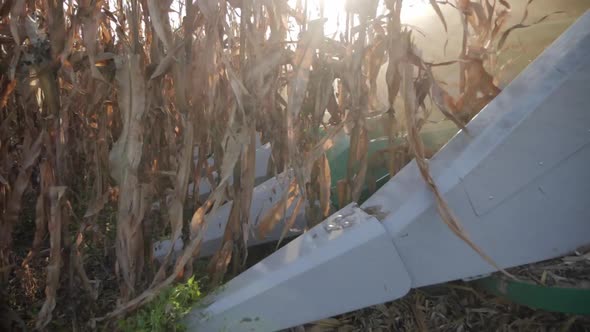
[507,246,590,288]
[291,283,590,332]
[0,0,581,330]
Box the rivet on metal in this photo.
[324,212,356,232]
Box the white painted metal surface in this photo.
[187,204,411,331]
[190,139,272,198]
[364,9,590,287]
[153,238,184,264]
[199,171,306,257]
[185,11,590,331]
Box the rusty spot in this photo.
[362,205,389,221]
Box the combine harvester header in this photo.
[184,11,590,331]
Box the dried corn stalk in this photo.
[109,53,149,300]
[36,186,66,330]
[0,0,553,326]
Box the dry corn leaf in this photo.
[109,55,146,183]
[429,0,448,32]
[308,122,345,167]
[96,207,222,323]
[430,75,468,132]
[109,53,149,299]
[46,0,66,58]
[72,222,98,300]
[1,0,561,325]
[498,10,564,50]
[22,160,53,267]
[153,117,194,282]
[147,0,172,50]
[277,195,304,248]
[81,3,107,82]
[212,124,258,279]
[0,174,8,187]
[402,62,509,277]
[336,179,350,209]
[350,127,369,202]
[196,0,219,22]
[318,153,331,218]
[257,179,298,239]
[238,130,257,243]
[0,0,12,19]
[83,190,110,218]
[0,79,16,108]
[209,240,233,286]
[219,110,248,187]
[150,42,185,80]
[35,186,66,330]
[287,20,323,152]
[0,130,43,280]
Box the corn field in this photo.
[0,0,562,329]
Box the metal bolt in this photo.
[324,213,356,232]
[324,222,339,232]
